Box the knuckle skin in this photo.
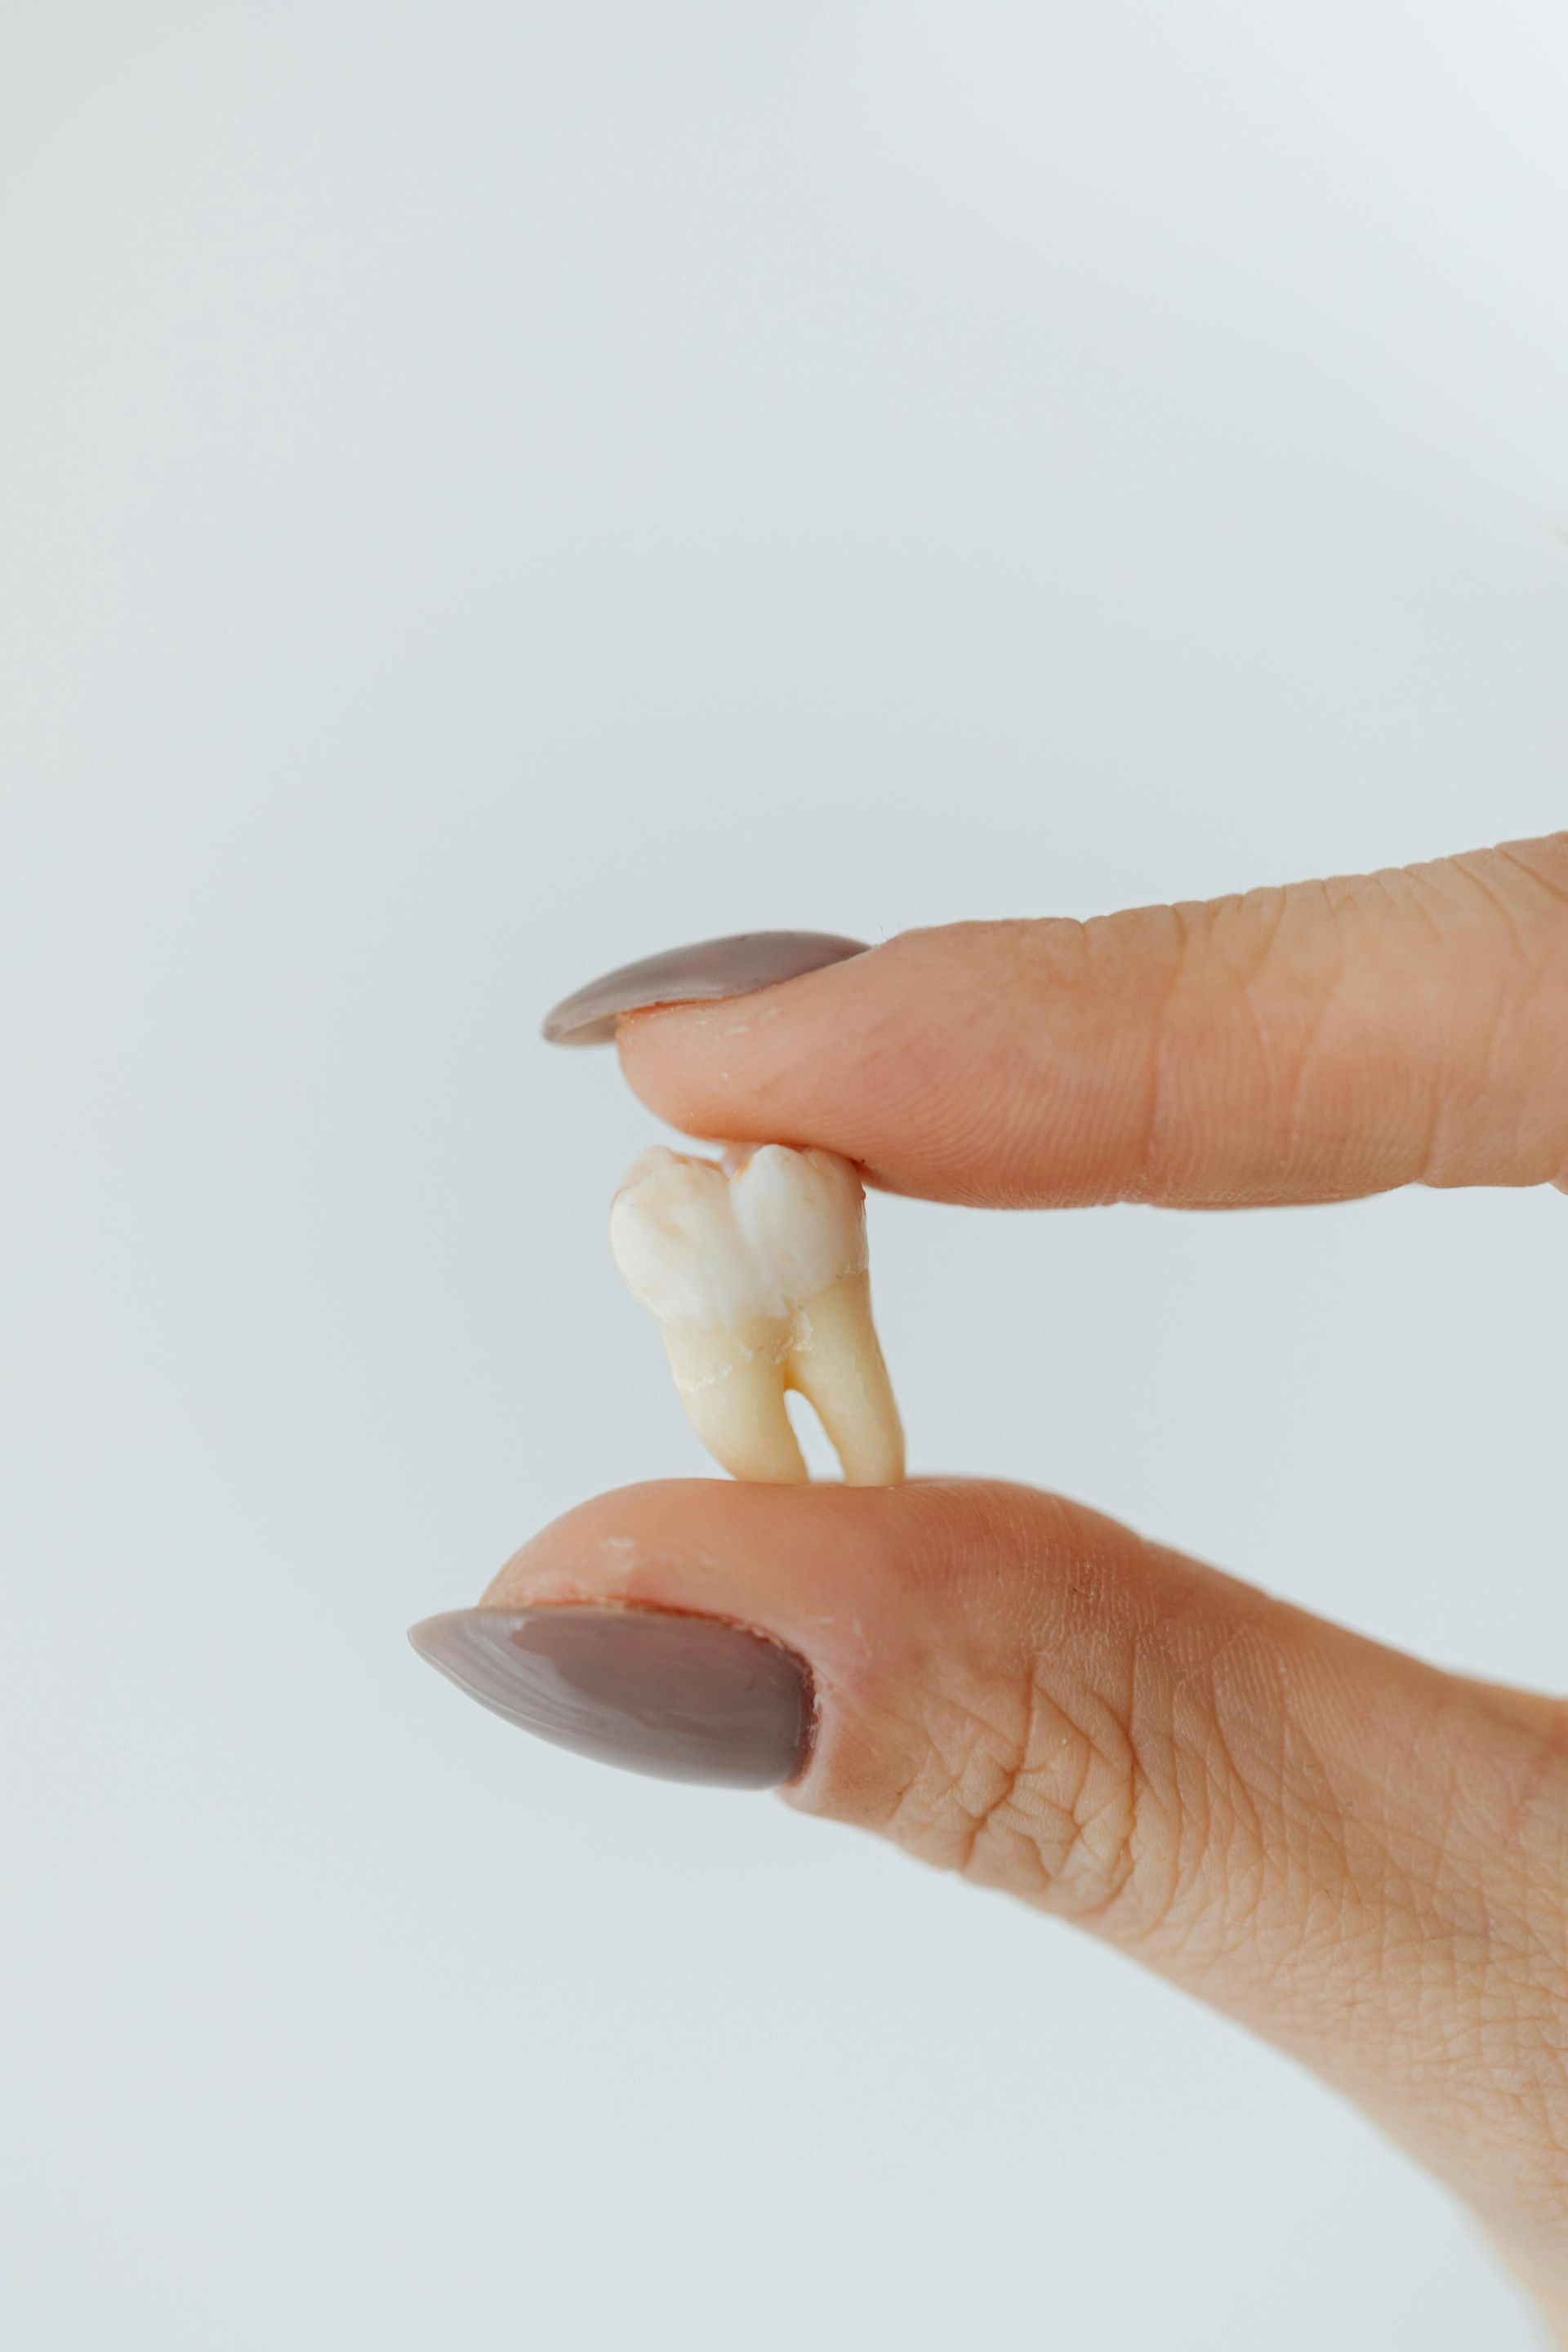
[799,1528,1568,2224]
[699,1474,1568,2242]
[1130,844,1568,1201]
[873,1616,1263,1939]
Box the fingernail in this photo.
[541,930,869,1045]
[408,1605,814,1788]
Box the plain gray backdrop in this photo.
[4,4,1566,2346]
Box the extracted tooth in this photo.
[610,1143,905,1486]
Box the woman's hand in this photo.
[413,834,1568,2330]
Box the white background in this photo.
[4,4,1566,2346]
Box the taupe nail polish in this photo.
[408,1605,814,1788]
[541,930,868,1045]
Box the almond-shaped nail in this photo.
[408,1605,814,1788]
[541,930,868,1045]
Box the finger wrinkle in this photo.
[1494,838,1568,915]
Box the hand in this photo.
[412,833,1568,2332]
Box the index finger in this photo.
[608,836,1568,1209]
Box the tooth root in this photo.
[662,1327,808,1486]
[785,1269,906,1488]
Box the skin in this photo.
[493,832,1568,2329]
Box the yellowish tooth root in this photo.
[610,1145,905,1486]
[784,1271,904,1487]
[664,1325,808,1486]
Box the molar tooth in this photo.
[609,1144,904,1487]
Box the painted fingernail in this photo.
[407,1605,814,1788]
[541,930,869,1045]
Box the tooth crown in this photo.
[610,1145,867,1334]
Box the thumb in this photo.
[411,1477,1568,2287]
